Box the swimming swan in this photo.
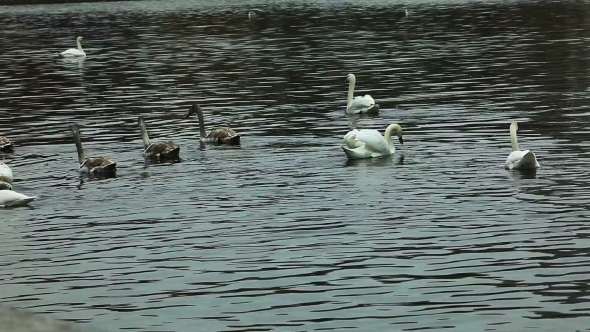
[185,104,241,145]
[342,124,403,159]
[346,74,379,114]
[71,124,117,174]
[505,122,540,170]
[0,190,36,207]
[59,36,86,58]
[0,137,13,152]
[138,116,180,159]
[0,161,13,190]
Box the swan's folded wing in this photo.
[61,49,84,57]
[349,96,375,111]
[355,129,389,153]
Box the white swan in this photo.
[59,36,86,58]
[72,124,117,174]
[0,190,36,207]
[342,124,403,159]
[505,122,540,170]
[346,74,379,114]
[0,161,13,190]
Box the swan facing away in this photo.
[342,124,403,159]
[72,124,117,174]
[185,104,241,145]
[138,116,180,159]
[346,74,379,114]
[59,36,86,58]
[0,190,36,207]
[0,137,13,152]
[505,122,540,170]
[0,161,13,190]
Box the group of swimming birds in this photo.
[0,37,541,208]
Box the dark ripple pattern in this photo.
[2,0,590,331]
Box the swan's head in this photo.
[77,36,84,42]
[248,11,256,19]
[345,73,356,83]
[388,124,403,144]
[71,123,81,136]
[186,104,201,118]
[510,121,518,132]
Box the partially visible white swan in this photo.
[346,74,379,114]
[0,190,36,207]
[0,161,13,190]
[505,122,540,170]
[59,36,86,58]
[342,124,403,159]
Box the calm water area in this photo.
[1,0,590,331]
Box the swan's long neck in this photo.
[194,106,207,141]
[77,39,83,52]
[347,77,356,106]
[72,126,86,165]
[384,124,400,149]
[138,117,151,149]
[510,123,520,151]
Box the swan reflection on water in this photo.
[345,154,404,167]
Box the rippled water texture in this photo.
[2,0,590,331]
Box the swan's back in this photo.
[0,190,36,207]
[505,150,539,170]
[0,163,13,183]
[81,157,117,173]
[355,129,390,153]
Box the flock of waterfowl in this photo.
[0,36,540,208]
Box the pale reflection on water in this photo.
[1,0,590,331]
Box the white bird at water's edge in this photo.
[341,124,403,159]
[58,36,86,58]
[504,121,540,170]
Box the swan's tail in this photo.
[220,135,241,145]
[367,104,380,114]
[0,143,14,153]
[96,162,117,174]
[162,146,180,159]
[4,196,36,207]
[0,181,12,190]
[519,151,539,169]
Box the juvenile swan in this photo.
[138,116,180,159]
[342,124,403,159]
[346,74,379,114]
[185,104,241,145]
[0,161,13,190]
[0,190,36,207]
[59,36,86,58]
[71,124,117,174]
[0,137,13,152]
[505,122,540,170]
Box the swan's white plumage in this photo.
[60,36,86,58]
[505,150,539,170]
[504,122,540,170]
[341,124,402,160]
[348,95,377,114]
[0,190,36,207]
[0,162,13,183]
[346,74,379,114]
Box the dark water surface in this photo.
[2,0,590,331]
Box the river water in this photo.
[1,0,590,331]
